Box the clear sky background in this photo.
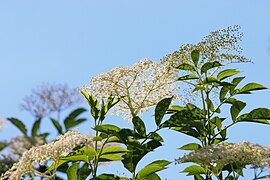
[0,1,270,179]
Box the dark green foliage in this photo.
[7,118,27,135]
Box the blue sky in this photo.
[0,1,270,179]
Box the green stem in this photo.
[132,171,136,180]
[92,137,109,178]
[212,122,236,139]
[206,91,212,144]
[93,118,99,178]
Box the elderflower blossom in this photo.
[178,142,270,170]
[162,25,250,68]
[82,58,179,120]
[161,26,250,105]
[8,136,45,161]
[1,130,91,180]
[0,117,7,132]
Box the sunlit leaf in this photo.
[178,143,201,150]
[80,90,100,120]
[217,69,240,81]
[238,83,267,94]
[136,160,170,179]
[143,173,161,180]
[92,136,103,141]
[237,108,270,124]
[201,61,222,74]
[95,174,123,180]
[94,124,121,134]
[182,165,206,176]
[101,146,128,155]
[100,154,124,161]
[176,63,194,71]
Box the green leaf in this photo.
[155,97,173,126]
[62,155,89,163]
[100,154,124,161]
[210,117,222,130]
[78,163,91,180]
[191,50,200,66]
[122,140,162,173]
[238,83,267,94]
[92,136,103,141]
[7,118,27,135]
[229,76,245,95]
[237,108,270,124]
[38,132,50,140]
[148,132,164,142]
[173,127,202,140]
[220,86,230,101]
[178,74,199,81]
[31,118,41,137]
[230,100,246,121]
[178,143,201,150]
[194,175,204,180]
[101,146,128,155]
[107,136,121,143]
[95,174,122,180]
[201,61,222,74]
[217,69,240,81]
[205,97,215,112]
[162,108,204,129]
[47,159,69,172]
[220,129,227,140]
[63,147,96,163]
[50,118,63,134]
[67,162,79,180]
[167,105,185,113]
[81,90,100,120]
[94,124,121,134]
[176,63,194,71]
[132,116,146,136]
[104,96,122,114]
[64,108,87,130]
[136,160,170,179]
[65,118,87,130]
[65,108,86,121]
[143,173,161,180]
[182,165,206,176]
[203,77,219,84]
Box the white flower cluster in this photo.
[1,130,91,180]
[0,117,7,132]
[82,58,179,120]
[8,136,45,161]
[162,25,250,68]
[179,142,270,170]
